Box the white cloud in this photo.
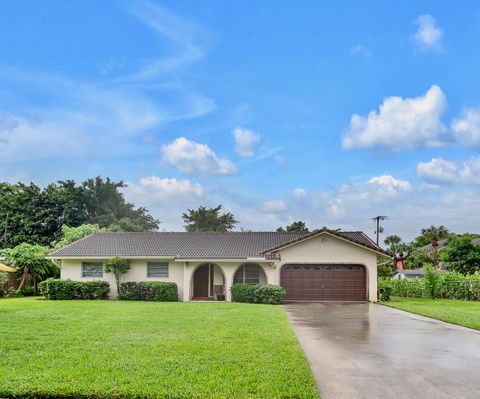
[451,108,480,147]
[260,200,287,213]
[368,175,412,196]
[233,127,260,158]
[417,157,480,185]
[122,176,207,230]
[161,137,237,177]
[414,14,443,53]
[350,45,372,57]
[292,188,307,199]
[124,1,207,80]
[342,85,447,151]
[125,176,205,199]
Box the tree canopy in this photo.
[276,221,309,232]
[441,235,480,275]
[2,243,58,290]
[182,205,238,232]
[0,177,159,248]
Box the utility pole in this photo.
[372,215,388,246]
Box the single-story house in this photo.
[48,228,387,302]
[393,268,426,279]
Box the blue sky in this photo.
[1,0,479,240]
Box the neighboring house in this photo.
[393,268,425,279]
[47,228,387,302]
[393,267,448,279]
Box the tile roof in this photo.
[48,230,382,259]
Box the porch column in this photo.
[182,262,193,302]
[223,266,236,302]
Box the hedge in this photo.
[379,270,480,301]
[40,279,110,300]
[231,284,286,305]
[118,281,178,301]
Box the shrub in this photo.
[389,271,480,301]
[6,287,23,298]
[18,286,35,297]
[40,278,110,300]
[424,264,441,298]
[118,281,178,301]
[378,279,393,301]
[231,284,286,305]
[230,284,256,303]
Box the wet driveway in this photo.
[285,302,480,399]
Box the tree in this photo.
[0,177,160,249]
[104,257,130,294]
[276,221,309,232]
[383,235,411,268]
[182,205,238,232]
[53,224,104,249]
[417,225,450,266]
[441,235,480,275]
[5,243,59,291]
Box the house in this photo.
[393,268,425,279]
[47,228,387,302]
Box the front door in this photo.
[193,264,210,298]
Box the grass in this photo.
[383,296,480,330]
[0,297,319,399]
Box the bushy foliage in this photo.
[387,272,480,300]
[182,205,238,232]
[0,177,159,249]
[230,284,257,303]
[40,279,110,300]
[424,265,441,298]
[441,235,480,274]
[4,243,59,291]
[118,282,178,301]
[0,271,7,296]
[52,224,104,249]
[231,284,286,305]
[377,279,393,301]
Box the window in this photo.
[82,262,103,278]
[233,263,263,285]
[147,262,169,278]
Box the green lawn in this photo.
[0,298,319,399]
[384,296,480,330]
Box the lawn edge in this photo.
[378,300,480,333]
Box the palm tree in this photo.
[420,225,449,267]
[384,235,407,268]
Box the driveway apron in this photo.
[285,302,480,399]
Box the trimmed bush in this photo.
[118,281,178,301]
[231,284,286,305]
[231,284,256,303]
[40,278,110,300]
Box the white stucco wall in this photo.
[272,233,378,301]
[61,258,183,300]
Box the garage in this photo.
[280,264,367,301]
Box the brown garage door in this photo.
[281,264,367,301]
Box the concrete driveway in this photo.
[285,302,480,399]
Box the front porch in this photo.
[185,261,271,302]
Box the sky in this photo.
[0,0,480,242]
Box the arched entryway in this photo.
[192,263,226,300]
[233,263,267,285]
